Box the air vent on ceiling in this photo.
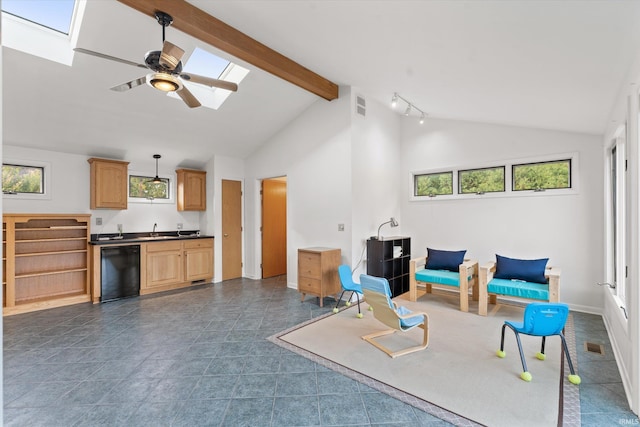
[356,95,366,116]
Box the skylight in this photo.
[168,47,249,110]
[183,47,230,80]
[2,0,85,66]
[2,0,76,34]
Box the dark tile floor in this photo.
[2,277,638,426]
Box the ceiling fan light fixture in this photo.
[147,72,181,92]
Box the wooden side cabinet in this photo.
[298,247,341,307]
[176,169,206,211]
[88,157,129,210]
[184,239,214,282]
[3,214,91,316]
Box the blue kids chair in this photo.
[333,265,369,318]
[497,302,581,384]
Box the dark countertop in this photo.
[89,231,214,245]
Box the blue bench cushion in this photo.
[416,269,461,288]
[487,278,549,301]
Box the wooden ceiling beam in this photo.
[116,0,339,101]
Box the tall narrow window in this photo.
[2,164,44,194]
[414,172,453,197]
[607,128,627,310]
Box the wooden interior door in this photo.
[262,178,287,278]
[222,179,242,280]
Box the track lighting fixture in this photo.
[391,92,398,108]
[390,92,427,124]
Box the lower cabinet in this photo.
[140,238,214,295]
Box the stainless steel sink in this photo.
[137,235,176,240]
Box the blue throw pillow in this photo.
[425,248,466,272]
[494,254,549,284]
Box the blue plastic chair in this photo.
[497,302,581,384]
[333,265,366,318]
[359,274,429,358]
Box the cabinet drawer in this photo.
[298,254,321,278]
[145,241,182,252]
[298,277,321,294]
[183,239,213,249]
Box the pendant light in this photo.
[151,154,162,183]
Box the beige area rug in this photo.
[270,291,581,427]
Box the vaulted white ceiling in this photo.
[4,0,640,166]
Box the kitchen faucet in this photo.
[151,223,158,237]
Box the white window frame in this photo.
[128,170,175,205]
[409,151,579,202]
[2,158,52,200]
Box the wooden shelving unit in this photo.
[4,214,91,316]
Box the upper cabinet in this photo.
[88,158,129,210]
[176,169,206,211]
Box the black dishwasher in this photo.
[101,245,140,302]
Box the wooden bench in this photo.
[409,256,479,312]
[478,262,560,316]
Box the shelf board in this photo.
[16,237,87,243]
[15,249,87,258]
[16,226,87,231]
[15,267,87,279]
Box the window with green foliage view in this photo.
[513,159,571,191]
[459,166,505,194]
[129,175,169,199]
[2,164,44,194]
[414,172,453,197]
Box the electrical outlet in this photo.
[338,223,345,231]
[117,224,123,233]
[177,223,183,230]
[96,217,102,226]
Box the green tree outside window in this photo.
[129,175,170,199]
[513,160,571,191]
[414,172,453,197]
[459,166,505,194]
[2,164,43,194]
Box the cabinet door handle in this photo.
[224,233,229,237]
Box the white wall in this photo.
[244,87,352,284]
[3,145,202,235]
[400,118,604,312]
[350,92,403,277]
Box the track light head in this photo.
[419,113,426,124]
[391,93,398,108]
[404,104,412,116]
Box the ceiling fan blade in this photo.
[176,85,201,108]
[74,48,147,69]
[110,76,147,92]
[180,73,238,92]
[159,41,184,70]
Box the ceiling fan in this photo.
[74,11,238,108]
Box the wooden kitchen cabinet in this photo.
[298,247,341,307]
[184,239,214,281]
[176,169,206,211]
[140,238,214,295]
[88,158,129,210]
[3,214,91,316]
[144,241,183,289]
